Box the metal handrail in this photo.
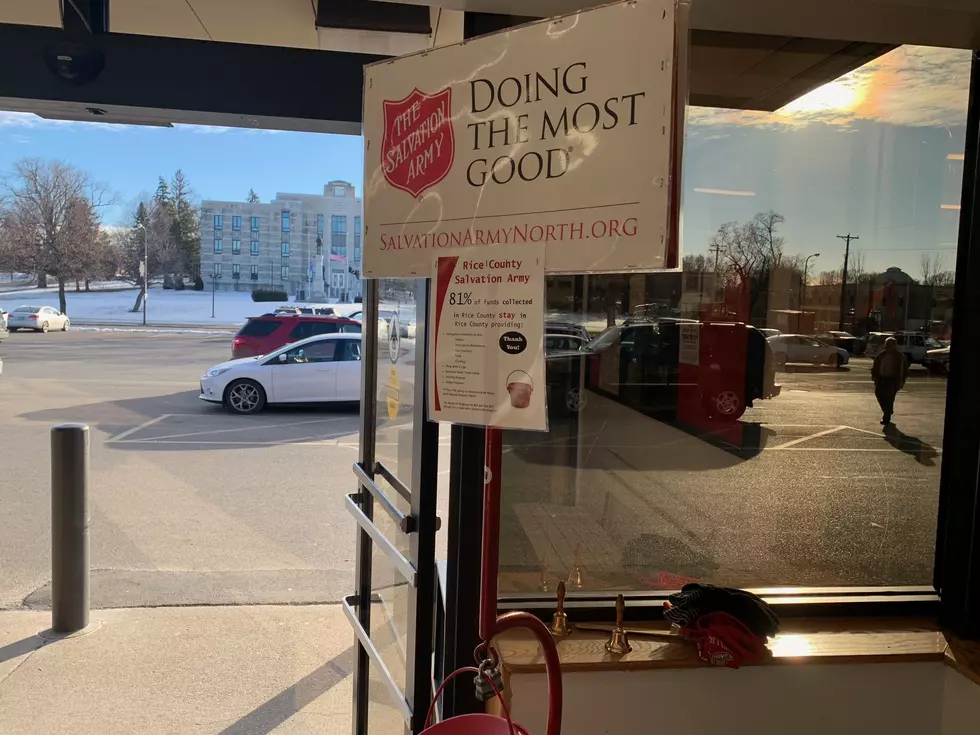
[342,594,413,724]
[345,494,418,587]
[353,462,416,533]
[375,461,411,502]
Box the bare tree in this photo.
[817,269,843,286]
[1,159,114,314]
[920,252,953,286]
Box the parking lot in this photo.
[0,330,949,611]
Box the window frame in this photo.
[281,241,289,257]
[214,238,222,254]
[281,209,290,232]
[250,240,259,256]
[251,216,260,232]
[232,238,241,255]
[232,215,241,231]
[250,264,259,280]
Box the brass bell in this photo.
[605,594,633,655]
[550,581,571,638]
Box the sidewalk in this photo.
[0,605,362,734]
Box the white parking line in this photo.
[106,414,174,443]
[121,416,354,442]
[768,425,848,450]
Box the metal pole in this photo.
[837,234,858,331]
[142,226,148,327]
[211,276,216,318]
[51,423,89,634]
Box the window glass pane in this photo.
[499,45,967,594]
[281,242,289,256]
[250,240,259,255]
[251,216,260,231]
[281,210,290,231]
[214,238,222,254]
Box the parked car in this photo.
[758,328,781,339]
[863,332,893,358]
[231,314,361,358]
[866,331,943,365]
[546,320,591,342]
[201,333,362,414]
[545,321,780,422]
[6,305,70,333]
[545,333,588,353]
[768,334,849,367]
[816,330,859,354]
[926,345,950,374]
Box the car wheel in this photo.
[224,379,267,414]
[565,387,586,413]
[836,354,845,368]
[62,319,70,332]
[704,388,745,422]
[40,322,49,333]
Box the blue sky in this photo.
[0,118,365,226]
[0,44,970,280]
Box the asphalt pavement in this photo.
[0,331,949,613]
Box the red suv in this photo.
[232,315,361,358]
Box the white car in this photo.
[767,334,849,367]
[7,305,70,333]
[200,332,362,414]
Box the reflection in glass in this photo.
[498,45,968,593]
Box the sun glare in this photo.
[780,80,862,115]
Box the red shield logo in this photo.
[381,87,454,199]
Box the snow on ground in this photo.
[0,286,417,328]
[0,287,280,327]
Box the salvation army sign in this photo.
[362,0,675,277]
[382,88,454,198]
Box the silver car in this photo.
[7,305,70,333]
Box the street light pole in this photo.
[136,223,148,326]
[802,252,820,309]
[211,274,217,318]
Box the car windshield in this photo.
[925,337,942,348]
[14,307,39,313]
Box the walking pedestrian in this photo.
[872,337,907,425]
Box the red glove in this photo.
[681,611,770,669]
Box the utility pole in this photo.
[836,233,858,331]
[708,242,722,303]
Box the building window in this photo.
[232,215,241,231]
[281,264,290,280]
[214,214,223,230]
[317,214,324,235]
[334,185,345,196]
[232,263,240,279]
[354,216,361,259]
[354,246,361,262]
[250,265,259,280]
[281,242,290,257]
[214,238,222,254]
[250,240,259,256]
[281,210,290,232]
[316,235,323,256]
[232,239,241,255]
[212,262,222,277]
[331,215,347,257]
[251,216,260,232]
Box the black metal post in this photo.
[352,278,380,735]
[937,51,980,637]
[51,423,89,633]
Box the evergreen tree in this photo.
[247,188,260,203]
[169,169,200,276]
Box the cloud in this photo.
[689,45,971,131]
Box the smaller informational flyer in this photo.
[679,323,700,366]
[428,243,548,431]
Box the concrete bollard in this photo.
[50,423,90,633]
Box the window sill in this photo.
[493,617,966,675]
